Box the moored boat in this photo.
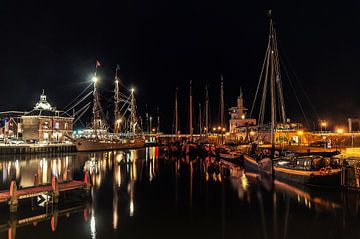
[72,63,145,152]
[75,137,145,152]
[272,156,342,188]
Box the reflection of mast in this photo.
[114,65,121,134]
[92,61,102,135]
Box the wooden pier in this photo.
[0,172,90,212]
[0,144,76,155]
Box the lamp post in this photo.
[222,128,226,145]
[320,121,327,132]
[216,126,220,144]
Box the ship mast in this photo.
[205,84,209,136]
[92,60,102,137]
[175,87,179,134]
[129,88,138,135]
[157,107,160,132]
[199,103,202,135]
[189,80,193,141]
[114,65,121,134]
[251,11,286,150]
[220,76,224,129]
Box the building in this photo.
[21,90,74,143]
[0,111,25,140]
[228,88,256,137]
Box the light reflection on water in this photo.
[0,148,360,239]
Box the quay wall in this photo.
[0,144,76,155]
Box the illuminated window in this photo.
[55,122,60,129]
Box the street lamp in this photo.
[320,121,327,132]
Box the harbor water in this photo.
[0,147,360,239]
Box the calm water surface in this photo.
[0,147,360,239]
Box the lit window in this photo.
[55,122,60,129]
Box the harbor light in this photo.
[250,131,255,136]
[218,126,221,130]
[336,128,344,134]
[297,130,303,136]
[92,76,98,83]
[131,88,135,93]
[212,127,216,131]
[241,114,245,119]
[222,128,226,132]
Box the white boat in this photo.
[75,137,145,152]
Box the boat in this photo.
[272,155,342,188]
[244,143,273,174]
[244,12,283,174]
[214,147,243,166]
[73,63,145,152]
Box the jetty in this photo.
[0,144,76,155]
[0,172,90,212]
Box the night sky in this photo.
[1,1,360,132]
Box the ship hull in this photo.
[244,154,272,174]
[273,166,341,188]
[74,138,145,152]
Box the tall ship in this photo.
[72,63,145,152]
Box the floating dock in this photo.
[0,172,90,212]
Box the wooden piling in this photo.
[84,171,91,196]
[52,176,59,203]
[9,181,18,213]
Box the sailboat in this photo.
[73,63,145,152]
[243,12,287,174]
[244,12,342,187]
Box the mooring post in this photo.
[52,176,59,203]
[9,181,18,213]
[84,171,91,197]
[34,173,39,187]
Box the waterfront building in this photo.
[21,90,74,143]
[228,88,256,141]
[0,111,25,140]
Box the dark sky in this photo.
[1,1,360,132]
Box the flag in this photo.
[96,60,101,68]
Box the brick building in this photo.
[21,90,74,143]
